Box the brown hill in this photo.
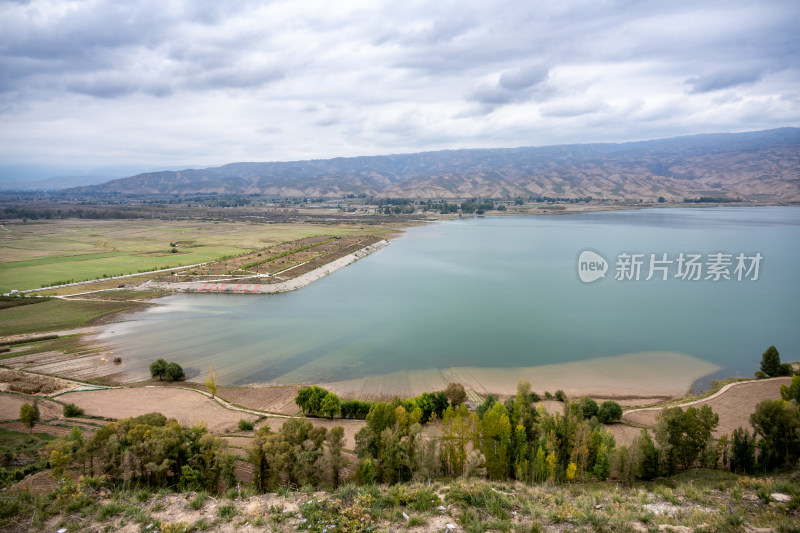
[74,128,800,201]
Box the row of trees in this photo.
[295,383,468,422]
[40,375,800,495]
[46,413,235,491]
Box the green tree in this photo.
[355,402,396,459]
[729,427,756,474]
[19,401,40,432]
[780,375,800,403]
[150,358,168,380]
[205,366,218,398]
[323,426,348,488]
[444,382,467,407]
[750,399,800,470]
[597,401,623,424]
[479,402,511,479]
[248,425,271,492]
[476,394,497,419]
[655,405,719,472]
[580,398,599,420]
[760,345,781,377]
[320,392,341,419]
[165,362,185,381]
[356,457,377,485]
[637,429,660,480]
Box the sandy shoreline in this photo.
[320,351,721,400]
[139,239,389,294]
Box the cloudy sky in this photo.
[1,0,798,178]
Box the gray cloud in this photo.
[685,68,767,94]
[0,0,798,172]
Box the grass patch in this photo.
[0,296,49,310]
[0,299,144,336]
[217,502,238,521]
[0,335,83,361]
[0,219,397,293]
[0,427,57,488]
[189,491,208,511]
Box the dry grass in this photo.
[0,369,66,395]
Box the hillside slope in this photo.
[75,128,800,201]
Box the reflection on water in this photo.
[99,207,800,390]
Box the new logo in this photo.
[577,250,608,283]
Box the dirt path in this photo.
[622,377,791,436]
[62,387,261,433]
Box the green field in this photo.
[0,219,396,293]
[0,299,144,336]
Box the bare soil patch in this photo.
[217,385,300,415]
[0,393,62,421]
[622,377,791,436]
[62,387,258,433]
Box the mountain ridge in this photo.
[71,128,800,201]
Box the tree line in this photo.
[37,373,800,495]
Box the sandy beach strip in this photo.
[141,239,388,294]
[321,351,721,400]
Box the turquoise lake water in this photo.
[100,207,800,388]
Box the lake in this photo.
[98,207,800,397]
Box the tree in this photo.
[20,401,40,432]
[655,405,719,472]
[729,427,756,474]
[780,375,800,403]
[479,402,511,479]
[150,358,168,380]
[320,393,341,419]
[323,426,348,488]
[356,457,377,485]
[476,394,497,419]
[444,382,467,407]
[760,345,781,377]
[750,399,800,470]
[205,366,218,398]
[165,362,185,381]
[597,401,623,424]
[636,430,659,480]
[580,398,599,420]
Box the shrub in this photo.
[165,362,185,381]
[238,419,254,431]
[580,398,599,419]
[150,358,168,380]
[597,401,623,424]
[63,403,84,417]
[554,390,567,402]
[754,371,767,379]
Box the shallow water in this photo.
[99,207,800,389]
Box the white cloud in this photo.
[0,0,798,176]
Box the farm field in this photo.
[622,377,793,437]
[0,298,144,336]
[0,218,399,293]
